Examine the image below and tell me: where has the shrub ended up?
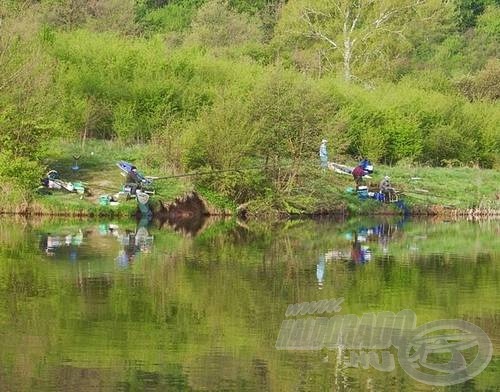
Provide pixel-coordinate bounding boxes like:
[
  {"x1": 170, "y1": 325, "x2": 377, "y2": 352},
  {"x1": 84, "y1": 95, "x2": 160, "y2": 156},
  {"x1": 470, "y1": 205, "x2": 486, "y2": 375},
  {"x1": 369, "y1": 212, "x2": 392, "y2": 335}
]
[
  {"x1": 181, "y1": 92, "x2": 257, "y2": 170},
  {"x1": 476, "y1": 5, "x2": 500, "y2": 38},
  {"x1": 423, "y1": 125, "x2": 471, "y2": 166},
  {"x1": 137, "y1": 0, "x2": 203, "y2": 34},
  {"x1": 250, "y1": 69, "x2": 338, "y2": 192},
  {"x1": 359, "y1": 128, "x2": 388, "y2": 163},
  {"x1": 385, "y1": 114, "x2": 423, "y2": 163},
  {"x1": 0, "y1": 153, "x2": 43, "y2": 193},
  {"x1": 186, "y1": 0, "x2": 262, "y2": 48},
  {"x1": 456, "y1": 59, "x2": 500, "y2": 101}
]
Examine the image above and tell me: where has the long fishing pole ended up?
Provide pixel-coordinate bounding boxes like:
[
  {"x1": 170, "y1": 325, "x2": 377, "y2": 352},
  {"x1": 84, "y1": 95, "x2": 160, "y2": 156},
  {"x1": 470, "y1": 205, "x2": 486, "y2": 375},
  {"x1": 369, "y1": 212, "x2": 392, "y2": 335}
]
[
  {"x1": 148, "y1": 165, "x2": 288, "y2": 181},
  {"x1": 87, "y1": 165, "x2": 271, "y2": 192},
  {"x1": 401, "y1": 189, "x2": 447, "y2": 200}
]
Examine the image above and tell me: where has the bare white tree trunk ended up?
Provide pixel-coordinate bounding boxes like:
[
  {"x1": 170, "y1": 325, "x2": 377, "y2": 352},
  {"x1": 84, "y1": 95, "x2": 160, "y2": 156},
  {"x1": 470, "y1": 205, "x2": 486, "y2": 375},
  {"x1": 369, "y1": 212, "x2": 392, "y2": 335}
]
[
  {"x1": 343, "y1": 39, "x2": 352, "y2": 81},
  {"x1": 342, "y1": 6, "x2": 359, "y2": 82},
  {"x1": 296, "y1": 0, "x2": 432, "y2": 82}
]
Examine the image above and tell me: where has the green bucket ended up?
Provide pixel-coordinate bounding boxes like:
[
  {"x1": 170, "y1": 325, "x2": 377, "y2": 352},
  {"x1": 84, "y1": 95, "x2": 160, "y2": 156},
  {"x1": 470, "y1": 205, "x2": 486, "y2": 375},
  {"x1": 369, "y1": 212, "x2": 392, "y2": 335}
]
[
  {"x1": 99, "y1": 195, "x2": 110, "y2": 206},
  {"x1": 73, "y1": 182, "x2": 85, "y2": 194}
]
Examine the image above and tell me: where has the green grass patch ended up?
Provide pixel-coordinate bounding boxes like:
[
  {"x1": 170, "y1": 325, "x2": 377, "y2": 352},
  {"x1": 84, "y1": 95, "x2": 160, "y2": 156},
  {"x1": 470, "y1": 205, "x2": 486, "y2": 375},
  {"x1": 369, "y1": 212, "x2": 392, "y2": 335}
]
[
  {"x1": 373, "y1": 164, "x2": 500, "y2": 209},
  {"x1": 4, "y1": 139, "x2": 193, "y2": 216}
]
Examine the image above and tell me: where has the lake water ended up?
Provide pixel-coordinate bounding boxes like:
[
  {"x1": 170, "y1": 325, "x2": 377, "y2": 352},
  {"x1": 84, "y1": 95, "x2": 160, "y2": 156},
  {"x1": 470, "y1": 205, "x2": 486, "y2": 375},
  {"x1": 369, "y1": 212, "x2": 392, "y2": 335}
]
[{"x1": 0, "y1": 216, "x2": 498, "y2": 391}]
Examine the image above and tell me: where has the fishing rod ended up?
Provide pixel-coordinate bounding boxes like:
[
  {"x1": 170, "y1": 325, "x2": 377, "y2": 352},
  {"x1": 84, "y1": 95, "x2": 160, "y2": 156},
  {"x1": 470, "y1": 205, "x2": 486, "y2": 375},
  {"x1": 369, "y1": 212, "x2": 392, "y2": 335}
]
[
  {"x1": 401, "y1": 190, "x2": 448, "y2": 200},
  {"x1": 148, "y1": 164, "x2": 293, "y2": 181},
  {"x1": 82, "y1": 166, "x2": 263, "y2": 195},
  {"x1": 90, "y1": 165, "x2": 274, "y2": 190}
]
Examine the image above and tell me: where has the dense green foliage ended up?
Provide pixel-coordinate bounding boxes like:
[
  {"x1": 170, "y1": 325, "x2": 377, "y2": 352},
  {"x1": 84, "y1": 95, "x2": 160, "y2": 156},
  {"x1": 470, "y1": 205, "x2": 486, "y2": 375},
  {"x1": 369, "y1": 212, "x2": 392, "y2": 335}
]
[{"x1": 0, "y1": 0, "x2": 498, "y2": 208}]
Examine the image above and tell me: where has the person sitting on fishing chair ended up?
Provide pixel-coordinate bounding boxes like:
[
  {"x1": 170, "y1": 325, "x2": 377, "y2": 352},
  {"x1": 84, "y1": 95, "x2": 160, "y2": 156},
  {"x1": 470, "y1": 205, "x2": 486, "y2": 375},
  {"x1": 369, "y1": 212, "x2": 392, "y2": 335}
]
[
  {"x1": 127, "y1": 166, "x2": 139, "y2": 183},
  {"x1": 379, "y1": 176, "x2": 395, "y2": 203}
]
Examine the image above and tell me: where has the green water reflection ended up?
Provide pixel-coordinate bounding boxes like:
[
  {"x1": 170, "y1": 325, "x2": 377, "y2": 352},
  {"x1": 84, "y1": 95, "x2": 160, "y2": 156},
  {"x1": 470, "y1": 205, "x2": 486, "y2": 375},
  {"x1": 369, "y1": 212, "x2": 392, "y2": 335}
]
[{"x1": 0, "y1": 216, "x2": 498, "y2": 391}]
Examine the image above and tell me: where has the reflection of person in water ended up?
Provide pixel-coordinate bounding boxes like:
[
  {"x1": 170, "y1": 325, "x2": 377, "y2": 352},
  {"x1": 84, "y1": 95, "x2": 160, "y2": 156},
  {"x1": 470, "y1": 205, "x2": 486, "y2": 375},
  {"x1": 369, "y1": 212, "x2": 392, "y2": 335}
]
[
  {"x1": 351, "y1": 232, "x2": 362, "y2": 263},
  {"x1": 316, "y1": 255, "x2": 326, "y2": 289},
  {"x1": 116, "y1": 218, "x2": 153, "y2": 268},
  {"x1": 350, "y1": 231, "x2": 371, "y2": 264},
  {"x1": 117, "y1": 229, "x2": 138, "y2": 268},
  {"x1": 317, "y1": 219, "x2": 408, "y2": 279},
  {"x1": 374, "y1": 218, "x2": 406, "y2": 255}
]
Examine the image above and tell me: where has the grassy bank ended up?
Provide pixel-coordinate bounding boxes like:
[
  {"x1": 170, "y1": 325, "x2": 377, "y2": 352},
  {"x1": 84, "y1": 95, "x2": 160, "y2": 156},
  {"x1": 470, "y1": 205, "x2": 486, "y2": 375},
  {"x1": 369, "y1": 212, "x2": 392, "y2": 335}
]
[
  {"x1": 0, "y1": 140, "x2": 191, "y2": 217},
  {"x1": 370, "y1": 164, "x2": 500, "y2": 215},
  {"x1": 0, "y1": 140, "x2": 498, "y2": 218},
  {"x1": 240, "y1": 159, "x2": 500, "y2": 218}
]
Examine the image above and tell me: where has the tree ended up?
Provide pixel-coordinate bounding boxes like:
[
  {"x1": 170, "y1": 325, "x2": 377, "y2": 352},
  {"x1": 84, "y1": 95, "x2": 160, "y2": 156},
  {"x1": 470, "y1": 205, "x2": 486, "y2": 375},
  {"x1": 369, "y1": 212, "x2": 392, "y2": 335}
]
[
  {"x1": 44, "y1": 0, "x2": 138, "y2": 35},
  {"x1": 0, "y1": 3, "x2": 58, "y2": 159},
  {"x1": 275, "y1": 0, "x2": 454, "y2": 81},
  {"x1": 0, "y1": 3, "x2": 59, "y2": 194},
  {"x1": 250, "y1": 70, "x2": 339, "y2": 193},
  {"x1": 186, "y1": 0, "x2": 262, "y2": 48},
  {"x1": 456, "y1": 58, "x2": 500, "y2": 101},
  {"x1": 454, "y1": 0, "x2": 499, "y2": 30}
]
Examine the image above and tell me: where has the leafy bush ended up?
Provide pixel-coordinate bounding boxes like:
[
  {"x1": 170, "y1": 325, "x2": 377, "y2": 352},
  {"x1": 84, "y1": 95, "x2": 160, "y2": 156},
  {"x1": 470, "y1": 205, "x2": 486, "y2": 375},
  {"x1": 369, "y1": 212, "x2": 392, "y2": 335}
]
[
  {"x1": 186, "y1": 0, "x2": 262, "y2": 48},
  {"x1": 181, "y1": 91, "x2": 256, "y2": 170},
  {"x1": 137, "y1": 0, "x2": 203, "y2": 34},
  {"x1": 51, "y1": 31, "x2": 199, "y2": 141},
  {"x1": 456, "y1": 58, "x2": 500, "y2": 101},
  {"x1": 476, "y1": 4, "x2": 500, "y2": 38},
  {"x1": 359, "y1": 128, "x2": 388, "y2": 163},
  {"x1": 385, "y1": 114, "x2": 423, "y2": 163},
  {"x1": 424, "y1": 125, "x2": 471, "y2": 166},
  {"x1": 0, "y1": 153, "x2": 43, "y2": 193},
  {"x1": 249, "y1": 70, "x2": 340, "y2": 192}
]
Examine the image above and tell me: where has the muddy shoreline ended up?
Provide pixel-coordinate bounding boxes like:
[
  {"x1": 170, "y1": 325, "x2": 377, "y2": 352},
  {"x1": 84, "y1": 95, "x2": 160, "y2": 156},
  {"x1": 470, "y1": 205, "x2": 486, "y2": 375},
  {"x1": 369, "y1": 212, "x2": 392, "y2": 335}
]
[{"x1": 1, "y1": 191, "x2": 499, "y2": 220}]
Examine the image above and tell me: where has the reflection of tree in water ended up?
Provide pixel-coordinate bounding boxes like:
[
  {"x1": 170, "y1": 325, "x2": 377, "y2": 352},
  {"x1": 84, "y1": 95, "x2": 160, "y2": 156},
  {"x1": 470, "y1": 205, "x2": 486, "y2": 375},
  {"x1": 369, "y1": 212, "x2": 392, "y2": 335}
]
[
  {"x1": 156, "y1": 214, "x2": 207, "y2": 237},
  {"x1": 52, "y1": 366, "x2": 118, "y2": 391},
  {"x1": 154, "y1": 192, "x2": 209, "y2": 237},
  {"x1": 187, "y1": 354, "x2": 271, "y2": 391},
  {"x1": 128, "y1": 368, "x2": 190, "y2": 391},
  {"x1": 115, "y1": 218, "x2": 154, "y2": 268},
  {"x1": 74, "y1": 275, "x2": 114, "y2": 321}
]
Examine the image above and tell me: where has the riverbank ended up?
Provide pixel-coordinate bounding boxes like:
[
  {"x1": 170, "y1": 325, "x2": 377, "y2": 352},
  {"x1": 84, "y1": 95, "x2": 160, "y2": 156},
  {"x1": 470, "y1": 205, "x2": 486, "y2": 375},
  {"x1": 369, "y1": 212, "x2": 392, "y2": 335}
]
[
  {"x1": 1, "y1": 140, "x2": 498, "y2": 219},
  {"x1": 239, "y1": 163, "x2": 500, "y2": 218},
  {"x1": 2, "y1": 190, "x2": 499, "y2": 220}
]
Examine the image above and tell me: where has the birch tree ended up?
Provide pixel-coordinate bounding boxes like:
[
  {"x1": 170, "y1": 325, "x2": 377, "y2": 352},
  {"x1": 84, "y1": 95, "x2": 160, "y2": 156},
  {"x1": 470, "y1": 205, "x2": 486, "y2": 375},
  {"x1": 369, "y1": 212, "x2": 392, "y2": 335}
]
[{"x1": 275, "y1": 0, "x2": 454, "y2": 81}]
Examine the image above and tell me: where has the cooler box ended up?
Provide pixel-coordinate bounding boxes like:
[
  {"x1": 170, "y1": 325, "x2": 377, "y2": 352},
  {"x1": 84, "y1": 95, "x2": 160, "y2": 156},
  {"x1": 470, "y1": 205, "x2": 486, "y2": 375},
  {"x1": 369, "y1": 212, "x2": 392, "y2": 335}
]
[{"x1": 357, "y1": 186, "x2": 369, "y2": 199}]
